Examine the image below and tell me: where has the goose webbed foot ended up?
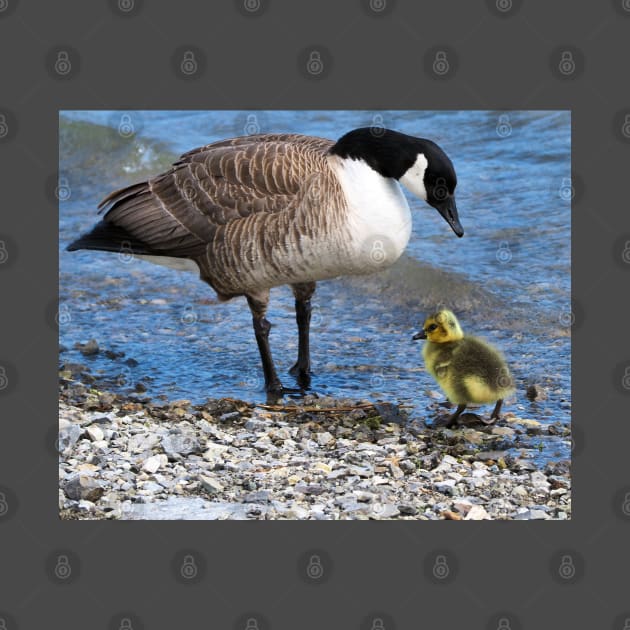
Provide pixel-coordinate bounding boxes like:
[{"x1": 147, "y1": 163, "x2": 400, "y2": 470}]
[
  {"x1": 433, "y1": 403, "x2": 467, "y2": 428},
  {"x1": 265, "y1": 383, "x2": 307, "y2": 404}
]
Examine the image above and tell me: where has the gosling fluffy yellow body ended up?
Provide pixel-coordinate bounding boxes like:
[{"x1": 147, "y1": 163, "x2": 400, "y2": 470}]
[{"x1": 413, "y1": 309, "x2": 514, "y2": 427}]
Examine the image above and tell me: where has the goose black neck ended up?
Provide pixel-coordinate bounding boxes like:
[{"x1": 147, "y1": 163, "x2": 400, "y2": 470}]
[{"x1": 329, "y1": 127, "x2": 431, "y2": 180}]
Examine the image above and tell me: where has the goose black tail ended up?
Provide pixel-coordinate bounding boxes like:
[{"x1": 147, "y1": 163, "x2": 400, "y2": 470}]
[{"x1": 66, "y1": 220, "x2": 154, "y2": 255}]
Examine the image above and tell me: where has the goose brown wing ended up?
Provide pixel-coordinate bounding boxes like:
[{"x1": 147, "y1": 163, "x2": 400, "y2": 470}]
[{"x1": 98, "y1": 134, "x2": 334, "y2": 258}]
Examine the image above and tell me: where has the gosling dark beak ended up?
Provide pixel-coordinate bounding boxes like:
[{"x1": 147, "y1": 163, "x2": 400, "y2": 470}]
[
  {"x1": 412, "y1": 329, "x2": 427, "y2": 341},
  {"x1": 434, "y1": 195, "x2": 464, "y2": 238}
]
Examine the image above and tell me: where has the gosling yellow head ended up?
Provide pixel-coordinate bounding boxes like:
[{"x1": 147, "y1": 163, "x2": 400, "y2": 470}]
[{"x1": 412, "y1": 309, "x2": 514, "y2": 428}]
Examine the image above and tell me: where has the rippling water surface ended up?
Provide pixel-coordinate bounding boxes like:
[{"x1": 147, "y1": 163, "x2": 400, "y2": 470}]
[{"x1": 59, "y1": 110, "x2": 571, "y2": 465}]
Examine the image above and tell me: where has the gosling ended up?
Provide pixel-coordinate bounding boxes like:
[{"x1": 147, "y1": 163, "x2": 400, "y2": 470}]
[{"x1": 412, "y1": 309, "x2": 514, "y2": 428}]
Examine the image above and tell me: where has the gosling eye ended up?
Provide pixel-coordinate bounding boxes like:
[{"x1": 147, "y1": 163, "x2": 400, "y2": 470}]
[{"x1": 427, "y1": 323, "x2": 438, "y2": 332}]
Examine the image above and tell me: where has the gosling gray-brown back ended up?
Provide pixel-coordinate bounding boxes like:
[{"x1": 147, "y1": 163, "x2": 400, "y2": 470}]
[{"x1": 68, "y1": 127, "x2": 464, "y2": 399}]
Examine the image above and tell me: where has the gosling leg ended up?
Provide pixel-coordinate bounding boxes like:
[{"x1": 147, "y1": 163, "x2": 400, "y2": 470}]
[
  {"x1": 445, "y1": 403, "x2": 467, "y2": 428},
  {"x1": 288, "y1": 282, "x2": 316, "y2": 388}
]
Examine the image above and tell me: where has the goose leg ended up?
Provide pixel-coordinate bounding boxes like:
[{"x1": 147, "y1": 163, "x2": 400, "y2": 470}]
[
  {"x1": 289, "y1": 282, "x2": 316, "y2": 388},
  {"x1": 246, "y1": 292, "x2": 285, "y2": 400}
]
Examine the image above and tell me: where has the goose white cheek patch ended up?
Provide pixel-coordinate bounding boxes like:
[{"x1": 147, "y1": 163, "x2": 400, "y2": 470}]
[{"x1": 400, "y1": 154, "x2": 428, "y2": 200}]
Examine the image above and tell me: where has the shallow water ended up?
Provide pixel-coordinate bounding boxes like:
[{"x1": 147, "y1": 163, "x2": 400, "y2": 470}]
[{"x1": 58, "y1": 110, "x2": 571, "y2": 466}]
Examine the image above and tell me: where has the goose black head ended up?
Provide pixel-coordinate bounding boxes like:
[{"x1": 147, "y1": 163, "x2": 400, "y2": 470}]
[{"x1": 330, "y1": 127, "x2": 464, "y2": 237}]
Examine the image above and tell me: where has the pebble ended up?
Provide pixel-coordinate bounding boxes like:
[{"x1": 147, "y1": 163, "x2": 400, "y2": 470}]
[
  {"x1": 62, "y1": 473, "x2": 104, "y2": 502},
  {"x1": 142, "y1": 454, "x2": 168, "y2": 474},
  {"x1": 58, "y1": 383, "x2": 571, "y2": 521}
]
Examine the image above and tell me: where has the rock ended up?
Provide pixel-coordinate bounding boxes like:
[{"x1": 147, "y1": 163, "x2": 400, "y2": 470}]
[
  {"x1": 161, "y1": 433, "x2": 200, "y2": 458},
  {"x1": 513, "y1": 508, "x2": 550, "y2": 520},
  {"x1": 128, "y1": 432, "x2": 160, "y2": 453},
  {"x1": 203, "y1": 443, "x2": 229, "y2": 462},
  {"x1": 317, "y1": 431, "x2": 334, "y2": 446},
  {"x1": 63, "y1": 473, "x2": 104, "y2": 502},
  {"x1": 373, "y1": 402, "x2": 405, "y2": 425},
  {"x1": 142, "y1": 454, "x2": 168, "y2": 474},
  {"x1": 199, "y1": 474, "x2": 224, "y2": 494},
  {"x1": 434, "y1": 480, "x2": 457, "y2": 495},
  {"x1": 441, "y1": 510, "x2": 462, "y2": 520},
  {"x1": 398, "y1": 504, "x2": 418, "y2": 516},
  {"x1": 525, "y1": 384, "x2": 548, "y2": 401},
  {"x1": 76, "y1": 339, "x2": 99, "y2": 356},
  {"x1": 245, "y1": 418, "x2": 267, "y2": 432},
  {"x1": 58, "y1": 423, "x2": 82, "y2": 453},
  {"x1": 86, "y1": 425, "x2": 104, "y2": 442},
  {"x1": 464, "y1": 505, "x2": 490, "y2": 520}
]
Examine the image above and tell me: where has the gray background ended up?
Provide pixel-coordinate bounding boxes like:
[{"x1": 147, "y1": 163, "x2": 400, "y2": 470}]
[{"x1": 1, "y1": 0, "x2": 629, "y2": 628}]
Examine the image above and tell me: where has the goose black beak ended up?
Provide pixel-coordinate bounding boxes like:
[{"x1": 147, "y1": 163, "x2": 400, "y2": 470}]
[
  {"x1": 435, "y1": 196, "x2": 464, "y2": 238},
  {"x1": 412, "y1": 330, "x2": 427, "y2": 341}
]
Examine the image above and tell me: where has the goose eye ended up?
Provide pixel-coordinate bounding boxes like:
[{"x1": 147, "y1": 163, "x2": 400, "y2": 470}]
[{"x1": 427, "y1": 324, "x2": 438, "y2": 332}]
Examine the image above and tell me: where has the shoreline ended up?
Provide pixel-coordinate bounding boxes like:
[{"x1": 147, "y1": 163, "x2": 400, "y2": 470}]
[{"x1": 58, "y1": 362, "x2": 571, "y2": 521}]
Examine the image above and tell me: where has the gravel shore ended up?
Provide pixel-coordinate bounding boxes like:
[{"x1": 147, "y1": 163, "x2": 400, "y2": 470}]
[{"x1": 59, "y1": 362, "x2": 571, "y2": 521}]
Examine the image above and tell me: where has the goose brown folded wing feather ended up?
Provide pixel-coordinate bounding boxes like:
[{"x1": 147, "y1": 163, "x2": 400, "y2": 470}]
[{"x1": 97, "y1": 134, "x2": 335, "y2": 260}]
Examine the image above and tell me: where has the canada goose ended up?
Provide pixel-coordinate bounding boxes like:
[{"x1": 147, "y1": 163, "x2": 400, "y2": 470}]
[
  {"x1": 412, "y1": 309, "x2": 514, "y2": 427},
  {"x1": 68, "y1": 127, "x2": 463, "y2": 399}
]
